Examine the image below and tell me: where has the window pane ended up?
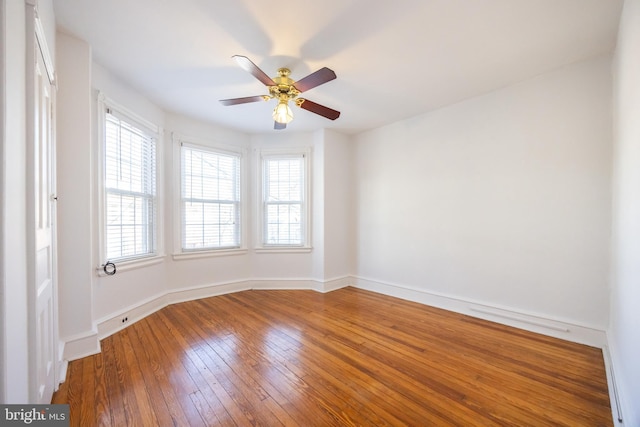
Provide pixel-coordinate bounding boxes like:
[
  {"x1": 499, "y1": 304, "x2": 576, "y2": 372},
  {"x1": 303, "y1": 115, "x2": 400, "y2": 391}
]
[
  {"x1": 181, "y1": 145, "x2": 241, "y2": 250},
  {"x1": 265, "y1": 158, "x2": 302, "y2": 202},
  {"x1": 263, "y1": 155, "x2": 305, "y2": 246},
  {"x1": 104, "y1": 110, "x2": 157, "y2": 261}
]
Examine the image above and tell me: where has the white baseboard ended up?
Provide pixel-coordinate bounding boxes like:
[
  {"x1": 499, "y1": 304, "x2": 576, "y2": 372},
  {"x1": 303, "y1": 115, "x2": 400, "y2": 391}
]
[
  {"x1": 251, "y1": 279, "x2": 316, "y2": 291},
  {"x1": 319, "y1": 276, "x2": 353, "y2": 292},
  {"x1": 56, "y1": 340, "x2": 68, "y2": 388},
  {"x1": 61, "y1": 329, "x2": 100, "y2": 361},
  {"x1": 249, "y1": 276, "x2": 351, "y2": 293},
  {"x1": 351, "y1": 276, "x2": 607, "y2": 348},
  {"x1": 166, "y1": 280, "x2": 251, "y2": 305},
  {"x1": 57, "y1": 360, "x2": 68, "y2": 386},
  {"x1": 602, "y1": 344, "x2": 625, "y2": 426},
  {"x1": 96, "y1": 293, "x2": 169, "y2": 341}
]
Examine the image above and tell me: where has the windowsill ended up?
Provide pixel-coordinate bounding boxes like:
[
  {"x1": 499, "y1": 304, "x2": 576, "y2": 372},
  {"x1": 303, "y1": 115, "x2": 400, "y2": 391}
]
[
  {"x1": 254, "y1": 246, "x2": 313, "y2": 254},
  {"x1": 173, "y1": 248, "x2": 248, "y2": 260},
  {"x1": 96, "y1": 254, "x2": 165, "y2": 277}
]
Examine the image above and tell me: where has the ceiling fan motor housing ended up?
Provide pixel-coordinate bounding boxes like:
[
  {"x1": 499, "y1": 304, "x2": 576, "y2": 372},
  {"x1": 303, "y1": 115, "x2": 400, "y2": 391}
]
[{"x1": 270, "y1": 68, "x2": 300, "y2": 102}]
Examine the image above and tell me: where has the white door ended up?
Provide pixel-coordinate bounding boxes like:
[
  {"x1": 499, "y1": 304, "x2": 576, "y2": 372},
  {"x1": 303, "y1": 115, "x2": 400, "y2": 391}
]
[{"x1": 30, "y1": 17, "x2": 58, "y2": 404}]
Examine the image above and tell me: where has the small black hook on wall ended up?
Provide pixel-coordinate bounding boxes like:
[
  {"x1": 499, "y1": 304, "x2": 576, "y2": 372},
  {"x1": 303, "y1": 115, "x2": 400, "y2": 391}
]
[{"x1": 103, "y1": 261, "x2": 117, "y2": 276}]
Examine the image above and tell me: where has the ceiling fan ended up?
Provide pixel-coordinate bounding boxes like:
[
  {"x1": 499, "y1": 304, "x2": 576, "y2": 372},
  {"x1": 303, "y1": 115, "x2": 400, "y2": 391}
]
[{"x1": 220, "y1": 55, "x2": 340, "y2": 130}]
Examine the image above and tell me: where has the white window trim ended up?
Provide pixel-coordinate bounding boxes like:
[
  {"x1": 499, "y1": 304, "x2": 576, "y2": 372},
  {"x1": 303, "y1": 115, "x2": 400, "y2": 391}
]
[
  {"x1": 96, "y1": 92, "x2": 165, "y2": 274},
  {"x1": 255, "y1": 147, "x2": 312, "y2": 252},
  {"x1": 172, "y1": 133, "x2": 248, "y2": 260}
]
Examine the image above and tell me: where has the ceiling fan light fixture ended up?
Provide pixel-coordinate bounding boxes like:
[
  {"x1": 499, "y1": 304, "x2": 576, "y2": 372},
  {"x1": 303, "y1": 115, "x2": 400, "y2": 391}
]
[{"x1": 273, "y1": 100, "x2": 293, "y2": 124}]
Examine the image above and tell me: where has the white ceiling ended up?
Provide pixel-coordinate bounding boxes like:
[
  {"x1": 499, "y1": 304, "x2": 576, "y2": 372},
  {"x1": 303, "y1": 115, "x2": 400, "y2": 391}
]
[{"x1": 53, "y1": 0, "x2": 623, "y2": 135}]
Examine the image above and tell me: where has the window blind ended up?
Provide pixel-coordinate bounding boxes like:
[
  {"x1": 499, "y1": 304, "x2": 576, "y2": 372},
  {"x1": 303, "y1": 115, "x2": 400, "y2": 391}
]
[
  {"x1": 104, "y1": 110, "x2": 157, "y2": 261},
  {"x1": 181, "y1": 145, "x2": 241, "y2": 250},
  {"x1": 263, "y1": 156, "x2": 304, "y2": 245}
]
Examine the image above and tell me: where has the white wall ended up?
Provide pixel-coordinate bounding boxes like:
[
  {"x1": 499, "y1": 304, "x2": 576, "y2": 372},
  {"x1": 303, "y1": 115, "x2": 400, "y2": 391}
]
[
  {"x1": 312, "y1": 131, "x2": 325, "y2": 281},
  {"x1": 354, "y1": 55, "x2": 612, "y2": 332},
  {"x1": 56, "y1": 32, "x2": 94, "y2": 344},
  {"x1": 322, "y1": 129, "x2": 354, "y2": 280},
  {"x1": 610, "y1": 0, "x2": 640, "y2": 424}
]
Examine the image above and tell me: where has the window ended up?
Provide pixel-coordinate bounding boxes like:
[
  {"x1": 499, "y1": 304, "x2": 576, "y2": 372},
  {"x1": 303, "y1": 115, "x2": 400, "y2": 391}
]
[
  {"x1": 101, "y1": 102, "x2": 159, "y2": 263},
  {"x1": 259, "y1": 150, "x2": 311, "y2": 249},
  {"x1": 180, "y1": 144, "x2": 241, "y2": 251}
]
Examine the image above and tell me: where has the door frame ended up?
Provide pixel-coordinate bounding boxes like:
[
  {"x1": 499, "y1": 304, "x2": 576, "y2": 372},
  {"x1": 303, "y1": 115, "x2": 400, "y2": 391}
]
[
  {"x1": 25, "y1": 0, "x2": 60, "y2": 402},
  {"x1": 0, "y1": 0, "x2": 6, "y2": 404}
]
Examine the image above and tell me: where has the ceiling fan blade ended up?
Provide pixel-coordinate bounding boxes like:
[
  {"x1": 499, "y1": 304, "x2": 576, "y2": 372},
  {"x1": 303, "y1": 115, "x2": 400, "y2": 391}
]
[
  {"x1": 293, "y1": 67, "x2": 336, "y2": 92},
  {"x1": 219, "y1": 95, "x2": 267, "y2": 106},
  {"x1": 297, "y1": 99, "x2": 340, "y2": 120},
  {"x1": 274, "y1": 121, "x2": 286, "y2": 130},
  {"x1": 232, "y1": 55, "x2": 276, "y2": 86}
]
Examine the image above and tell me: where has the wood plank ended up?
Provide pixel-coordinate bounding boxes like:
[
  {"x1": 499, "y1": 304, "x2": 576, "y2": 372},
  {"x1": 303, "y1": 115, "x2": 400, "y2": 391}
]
[
  {"x1": 100, "y1": 336, "x2": 127, "y2": 427},
  {"x1": 56, "y1": 287, "x2": 613, "y2": 426},
  {"x1": 92, "y1": 354, "x2": 112, "y2": 427},
  {"x1": 116, "y1": 329, "x2": 159, "y2": 426},
  {"x1": 125, "y1": 318, "x2": 189, "y2": 427},
  {"x1": 64, "y1": 353, "x2": 85, "y2": 426}
]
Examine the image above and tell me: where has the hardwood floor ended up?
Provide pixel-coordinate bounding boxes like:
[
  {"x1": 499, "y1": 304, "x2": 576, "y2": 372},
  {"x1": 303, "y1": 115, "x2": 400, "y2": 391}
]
[{"x1": 52, "y1": 287, "x2": 612, "y2": 426}]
